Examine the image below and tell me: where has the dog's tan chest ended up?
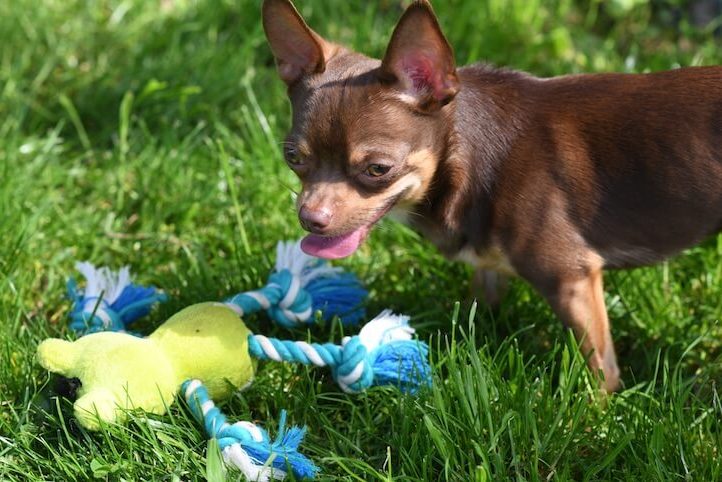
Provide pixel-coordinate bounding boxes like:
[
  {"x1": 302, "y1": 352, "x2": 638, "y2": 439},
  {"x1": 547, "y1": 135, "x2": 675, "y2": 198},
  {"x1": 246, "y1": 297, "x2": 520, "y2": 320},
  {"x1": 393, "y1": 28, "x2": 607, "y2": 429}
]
[{"x1": 453, "y1": 245, "x2": 517, "y2": 276}]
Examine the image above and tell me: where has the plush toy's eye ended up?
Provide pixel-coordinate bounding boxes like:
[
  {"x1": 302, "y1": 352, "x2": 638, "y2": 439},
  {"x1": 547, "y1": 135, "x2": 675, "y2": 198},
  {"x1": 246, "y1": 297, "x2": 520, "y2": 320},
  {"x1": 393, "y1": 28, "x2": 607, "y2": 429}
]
[
  {"x1": 284, "y1": 145, "x2": 304, "y2": 166},
  {"x1": 365, "y1": 164, "x2": 391, "y2": 177}
]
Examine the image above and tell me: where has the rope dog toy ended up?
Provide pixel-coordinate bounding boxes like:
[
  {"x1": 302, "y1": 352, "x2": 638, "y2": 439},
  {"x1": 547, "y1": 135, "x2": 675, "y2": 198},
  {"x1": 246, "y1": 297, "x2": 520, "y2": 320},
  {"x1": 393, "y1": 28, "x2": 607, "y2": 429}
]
[
  {"x1": 249, "y1": 310, "x2": 429, "y2": 394},
  {"x1": 223, "y1": 241, "x2": 367, "y2": 328},
  {"x1": 68, "y1": 240, "x2": 367, "y2": 335},
  {"x1": 38, "y1": 240, "x2": 430, "y2": 480},
  {"x1": 67, "y1": 262, "x2": 167, "y2": 333}
]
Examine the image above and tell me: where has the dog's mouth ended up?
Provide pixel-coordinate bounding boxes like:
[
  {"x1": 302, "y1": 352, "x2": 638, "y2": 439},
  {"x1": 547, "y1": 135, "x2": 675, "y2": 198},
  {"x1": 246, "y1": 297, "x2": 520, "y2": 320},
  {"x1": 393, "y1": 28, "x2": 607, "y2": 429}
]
[
  {"x1": 300, "y1": 226, "x2": 371, "y2": 259},
  {"x1": 300, "y1": 193, "x2": 403, "y2": 259}
]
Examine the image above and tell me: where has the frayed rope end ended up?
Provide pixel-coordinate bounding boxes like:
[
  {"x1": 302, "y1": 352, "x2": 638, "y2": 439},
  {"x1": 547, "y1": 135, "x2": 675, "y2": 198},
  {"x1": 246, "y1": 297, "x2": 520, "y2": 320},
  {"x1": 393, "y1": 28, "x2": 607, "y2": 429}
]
[
  {"x1": 371, "y1": 340, "x2": 432, "y2": 394},
  {"x1": 67, "y1": 263, "x2": 166, "y2": 335}
]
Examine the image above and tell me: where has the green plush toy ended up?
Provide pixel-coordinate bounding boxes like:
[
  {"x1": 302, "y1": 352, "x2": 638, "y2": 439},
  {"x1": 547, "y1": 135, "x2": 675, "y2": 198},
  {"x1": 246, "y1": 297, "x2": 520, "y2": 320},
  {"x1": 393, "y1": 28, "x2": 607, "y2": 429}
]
[
  {"x1": 37, "y1": 241, "x2": 431, "y2": 481},
  {"x1": 38, "y1": 302, "x2": 254, "y2": 430}
]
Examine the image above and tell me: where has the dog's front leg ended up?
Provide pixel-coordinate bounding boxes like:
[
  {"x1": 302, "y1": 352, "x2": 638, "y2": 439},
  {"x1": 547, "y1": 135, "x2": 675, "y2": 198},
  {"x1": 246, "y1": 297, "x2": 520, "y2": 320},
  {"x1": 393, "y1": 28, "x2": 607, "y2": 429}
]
[
  {"x1": 539, "y1": 269, "x2": 620, "y2": 392},
  {"x1": 471, "y1": 269, "x2": 509, "y2": 309}
]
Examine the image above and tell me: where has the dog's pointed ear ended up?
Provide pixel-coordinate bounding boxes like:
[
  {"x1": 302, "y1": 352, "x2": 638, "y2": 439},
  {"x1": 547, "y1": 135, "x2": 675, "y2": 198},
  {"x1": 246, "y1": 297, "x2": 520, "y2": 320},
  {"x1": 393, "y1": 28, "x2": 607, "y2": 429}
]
[
  {"x1": 381, "y1": 1, "x2": 459, "y2": 111},
  {"x1": 262, "y1": 0, "x2": 330, "y2": 85}
]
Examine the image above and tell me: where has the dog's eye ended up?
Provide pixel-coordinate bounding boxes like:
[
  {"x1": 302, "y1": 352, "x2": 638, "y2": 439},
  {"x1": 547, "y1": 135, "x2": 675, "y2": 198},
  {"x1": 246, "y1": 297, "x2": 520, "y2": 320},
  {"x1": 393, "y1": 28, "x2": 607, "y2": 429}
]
[
  {"x1": 284, "y1": 146, "x2": 304, "y2": 166},
  {"x1": 365, "y1": 164, "x2": 391, "y2": 177}
]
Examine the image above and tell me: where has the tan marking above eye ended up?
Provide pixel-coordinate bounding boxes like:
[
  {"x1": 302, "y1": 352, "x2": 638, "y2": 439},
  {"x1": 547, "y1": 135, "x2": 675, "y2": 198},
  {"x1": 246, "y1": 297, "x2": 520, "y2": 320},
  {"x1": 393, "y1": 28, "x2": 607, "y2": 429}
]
[{"x1": 348, "y1": 140, "x2": 411, "y2": 166}]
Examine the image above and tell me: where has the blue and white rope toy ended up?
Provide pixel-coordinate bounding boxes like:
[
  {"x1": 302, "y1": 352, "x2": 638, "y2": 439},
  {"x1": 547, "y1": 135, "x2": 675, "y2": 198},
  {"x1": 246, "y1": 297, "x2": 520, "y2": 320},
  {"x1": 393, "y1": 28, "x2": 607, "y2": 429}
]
[
  {"x1": 50, "y1": 240, "x2": 430, "y2": 480},
  {"x1": 178, "y1": 311, "x2": 430, "y2": 479},
  {"x1": 248, "y1": 310, "x2": 431, "y2": 394},
  {"x1": 67, "y1": 262, "x2": 167, "y2": 333},
  {"x1": 224, "y1": 241, "x2": 367, "y2": 328},
  {"x1": 179, "y1": 309, "x2": 430, "y2": 480},
  {"x1": 68, "y1": 241, "x2": 366, "y2": 336}
]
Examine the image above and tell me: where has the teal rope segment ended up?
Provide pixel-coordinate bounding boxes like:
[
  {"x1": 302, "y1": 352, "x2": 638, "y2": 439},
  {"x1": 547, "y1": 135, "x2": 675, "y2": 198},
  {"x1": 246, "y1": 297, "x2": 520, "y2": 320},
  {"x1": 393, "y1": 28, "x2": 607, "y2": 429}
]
[
  {"x1": 247, "y1": 321, "x2": 432, "y2": 394},
  {"x1": 225, "y1": 269, "x2": 367, "y2": 328},
  {"x1": 225, "y1": 270, "x2": 313, "y2": 327},
  {"x1": 247, "y1": 336, "x2": 342, "y2": 367},
  {"x1": 182, "y1": 379, "x2": 318, "y2": 480}
]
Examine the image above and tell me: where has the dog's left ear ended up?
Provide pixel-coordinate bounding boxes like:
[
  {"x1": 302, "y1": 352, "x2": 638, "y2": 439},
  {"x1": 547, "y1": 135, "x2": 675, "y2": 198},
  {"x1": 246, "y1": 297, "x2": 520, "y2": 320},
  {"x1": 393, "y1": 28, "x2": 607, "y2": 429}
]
[
  {"x1": 380, "y1": 0, "x2": 459, "y2": 111},
  {"x1": 262, "y1": 0, "x2": 332, "y2": 85}
]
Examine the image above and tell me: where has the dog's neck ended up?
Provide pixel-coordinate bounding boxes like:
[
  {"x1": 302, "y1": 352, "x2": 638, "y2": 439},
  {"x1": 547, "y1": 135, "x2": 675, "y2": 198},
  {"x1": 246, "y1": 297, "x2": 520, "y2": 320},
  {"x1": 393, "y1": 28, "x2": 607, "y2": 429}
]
[{"x1": 409, "y1": 64, "x2": 530, "y2": 256}]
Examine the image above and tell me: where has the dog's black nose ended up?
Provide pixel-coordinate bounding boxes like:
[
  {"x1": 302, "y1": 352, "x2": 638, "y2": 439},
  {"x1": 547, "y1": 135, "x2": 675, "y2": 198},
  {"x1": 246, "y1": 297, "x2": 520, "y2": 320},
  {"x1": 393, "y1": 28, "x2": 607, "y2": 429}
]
[{"x1": 299, "y1": 205, "x2": 332, "y2": 233}]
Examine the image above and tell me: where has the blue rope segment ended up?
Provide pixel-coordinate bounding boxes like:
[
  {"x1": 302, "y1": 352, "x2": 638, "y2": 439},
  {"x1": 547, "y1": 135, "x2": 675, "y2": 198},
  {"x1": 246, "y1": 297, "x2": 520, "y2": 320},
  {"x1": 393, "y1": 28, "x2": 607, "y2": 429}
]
[
  {"x1": 224, "y1": 268, "x2": 366, "y2": 329},
  {"x1": 247, "y1": 333, "x2": 431, "y2": 394},
  {"x1": 67, "y1": 277, "x2": 167, "y2": 335},
  {"x1": 182, "y1": 380, "x2": 318, "y2": 480}
]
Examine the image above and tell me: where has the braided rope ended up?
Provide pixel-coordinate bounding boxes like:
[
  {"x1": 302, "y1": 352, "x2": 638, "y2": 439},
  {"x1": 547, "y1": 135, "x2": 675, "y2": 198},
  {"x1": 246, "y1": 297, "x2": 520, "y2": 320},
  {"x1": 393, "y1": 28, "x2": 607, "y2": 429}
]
[
  {"x1": 247, "y1": 310, "x2": 431, "y2": 394},
  {"x1": 248, "y1": 335, "x2": 373, "y2": 393},
  {"x1": 182, "y1": 380, "x2": 317, "y2": 481}
]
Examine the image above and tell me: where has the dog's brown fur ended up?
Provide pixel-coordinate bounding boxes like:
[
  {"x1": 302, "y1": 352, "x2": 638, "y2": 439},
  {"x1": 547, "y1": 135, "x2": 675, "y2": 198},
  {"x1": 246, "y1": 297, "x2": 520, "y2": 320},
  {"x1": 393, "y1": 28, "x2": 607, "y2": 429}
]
[{"x1": 262, "y1": 0, "x2": 722, "y2": 391}]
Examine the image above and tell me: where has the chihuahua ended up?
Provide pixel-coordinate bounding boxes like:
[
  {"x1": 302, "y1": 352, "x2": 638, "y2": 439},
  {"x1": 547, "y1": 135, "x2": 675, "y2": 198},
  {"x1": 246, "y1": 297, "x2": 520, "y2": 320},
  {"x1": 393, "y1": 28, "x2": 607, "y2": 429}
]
[{"x1": 261, "y1": 0, "x2": 722, "y2": 391}]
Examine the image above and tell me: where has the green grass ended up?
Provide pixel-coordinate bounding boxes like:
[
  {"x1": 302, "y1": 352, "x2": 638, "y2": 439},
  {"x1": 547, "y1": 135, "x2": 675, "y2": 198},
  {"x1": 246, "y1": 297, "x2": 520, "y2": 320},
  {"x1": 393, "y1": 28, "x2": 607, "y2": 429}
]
[{"x1": 1, "y1": 0, "x2": 722, "y2": 480}]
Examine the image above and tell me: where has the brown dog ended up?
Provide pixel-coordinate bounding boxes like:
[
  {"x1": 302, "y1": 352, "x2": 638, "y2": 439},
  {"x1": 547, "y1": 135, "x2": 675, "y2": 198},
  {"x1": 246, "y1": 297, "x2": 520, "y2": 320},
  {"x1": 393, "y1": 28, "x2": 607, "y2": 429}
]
[{"x1": 262, "y1": 0, "x2": 722, "y2": 391}]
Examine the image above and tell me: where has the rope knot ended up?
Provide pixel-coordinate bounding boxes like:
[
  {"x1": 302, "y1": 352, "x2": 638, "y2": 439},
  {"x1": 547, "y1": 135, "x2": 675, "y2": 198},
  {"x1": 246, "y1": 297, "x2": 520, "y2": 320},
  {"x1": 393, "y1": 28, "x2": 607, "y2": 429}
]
[
  {"x1": 332, "y1": 336, "x2": 375, "y2": 393},
  {"x1": 69, "y1": 292, "x2": 120, "y2": 333},
  {"x1": 225, "y1": 240, "x2": 366, "y2": 327},
  {"x1": 266, "y1": 269, "x2": 313, "y2": 327}
]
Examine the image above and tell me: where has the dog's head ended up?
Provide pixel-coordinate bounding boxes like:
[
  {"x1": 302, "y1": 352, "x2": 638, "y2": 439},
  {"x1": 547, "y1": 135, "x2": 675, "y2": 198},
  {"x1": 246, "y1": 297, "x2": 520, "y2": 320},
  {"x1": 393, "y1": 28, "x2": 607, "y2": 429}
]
[{"x1": 262, "y1": 0, "x2": 459, "y2": 258}]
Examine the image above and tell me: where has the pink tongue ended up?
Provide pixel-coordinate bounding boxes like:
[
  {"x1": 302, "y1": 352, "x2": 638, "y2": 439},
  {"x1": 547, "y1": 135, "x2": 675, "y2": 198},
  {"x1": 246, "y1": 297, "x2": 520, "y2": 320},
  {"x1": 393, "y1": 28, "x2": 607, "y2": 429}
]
[{"x1": 300, "y1": 227, "x2": 367, "y2": 259}]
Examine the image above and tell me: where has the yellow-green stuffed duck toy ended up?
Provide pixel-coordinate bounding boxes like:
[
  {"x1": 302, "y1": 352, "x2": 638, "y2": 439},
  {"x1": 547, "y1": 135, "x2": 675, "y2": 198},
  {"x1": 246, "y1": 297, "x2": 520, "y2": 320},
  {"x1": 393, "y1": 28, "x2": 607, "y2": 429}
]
[{"x1": 38, "y1": 302, "x2": 254, "y2": 430}]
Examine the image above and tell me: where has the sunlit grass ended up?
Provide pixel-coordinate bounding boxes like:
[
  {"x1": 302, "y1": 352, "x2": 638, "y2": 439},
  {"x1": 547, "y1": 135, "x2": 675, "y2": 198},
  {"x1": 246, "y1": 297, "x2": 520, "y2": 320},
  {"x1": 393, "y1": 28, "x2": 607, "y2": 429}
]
[{"x1": 1, "y1": 0, "x2": 721, "y2": 480}]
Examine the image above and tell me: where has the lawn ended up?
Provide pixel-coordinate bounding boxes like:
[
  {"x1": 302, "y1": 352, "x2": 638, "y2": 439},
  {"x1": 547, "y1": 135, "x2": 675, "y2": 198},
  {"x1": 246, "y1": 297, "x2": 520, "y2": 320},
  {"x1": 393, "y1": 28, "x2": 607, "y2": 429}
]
[{"x1": 1, "y1": 0, "x2": 721, "y2": 480}]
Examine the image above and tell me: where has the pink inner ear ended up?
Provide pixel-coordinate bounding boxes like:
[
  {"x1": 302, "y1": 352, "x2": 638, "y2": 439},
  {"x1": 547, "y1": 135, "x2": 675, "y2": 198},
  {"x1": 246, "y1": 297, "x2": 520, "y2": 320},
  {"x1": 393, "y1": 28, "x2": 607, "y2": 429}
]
[{"x1": 401, "y1": 54, "x2": 448, "y2": 101}]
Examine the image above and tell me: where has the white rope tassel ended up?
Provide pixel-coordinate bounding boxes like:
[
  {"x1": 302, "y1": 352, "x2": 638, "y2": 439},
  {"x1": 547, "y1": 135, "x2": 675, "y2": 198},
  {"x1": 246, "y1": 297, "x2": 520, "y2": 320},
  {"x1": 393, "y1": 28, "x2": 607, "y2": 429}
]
[
  {"x1": 75, "y1": 262, "x2": 132, "y2": 305},
  {"x1": 358, "y1": 309, "x2": 415, "y2": 350},
  {"x1": 274, "y1": 240, "x2": 340, "y2": 285},
  {"x1": 223, "y1": 444, "x2": 287, "y2": 482}
]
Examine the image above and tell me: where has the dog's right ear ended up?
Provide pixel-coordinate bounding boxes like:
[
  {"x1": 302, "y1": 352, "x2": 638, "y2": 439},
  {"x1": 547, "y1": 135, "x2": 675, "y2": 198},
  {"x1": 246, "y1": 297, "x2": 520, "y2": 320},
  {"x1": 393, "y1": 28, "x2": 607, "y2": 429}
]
[{"x1": 262, "y1": 0, "x2": 329, "y2": 85}]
